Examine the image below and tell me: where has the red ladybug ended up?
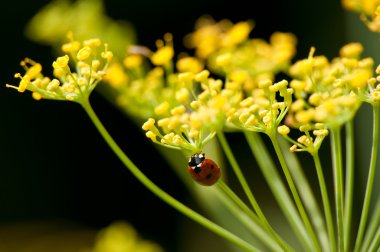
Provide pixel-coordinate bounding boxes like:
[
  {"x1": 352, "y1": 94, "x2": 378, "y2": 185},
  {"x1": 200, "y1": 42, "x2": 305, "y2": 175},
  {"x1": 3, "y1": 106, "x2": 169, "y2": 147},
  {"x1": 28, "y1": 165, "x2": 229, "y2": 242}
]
[{"x1": 188, "y1": 153, "x2": 221, "y2": 186}]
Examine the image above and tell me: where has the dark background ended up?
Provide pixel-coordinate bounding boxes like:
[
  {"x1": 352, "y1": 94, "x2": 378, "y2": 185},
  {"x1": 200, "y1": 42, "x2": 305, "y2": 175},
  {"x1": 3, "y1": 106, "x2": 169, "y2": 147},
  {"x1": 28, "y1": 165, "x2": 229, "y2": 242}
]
[{"x1": 0, "y1": 0, "x2": 370, "y2": 251}]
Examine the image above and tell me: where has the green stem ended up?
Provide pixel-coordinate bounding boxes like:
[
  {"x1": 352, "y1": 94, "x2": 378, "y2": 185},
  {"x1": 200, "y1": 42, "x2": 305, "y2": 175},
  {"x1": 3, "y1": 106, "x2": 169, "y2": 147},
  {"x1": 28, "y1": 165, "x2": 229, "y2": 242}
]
[
  {"x1": 354, "y1": 104, "x2": 380, "y2": 252},
  {"x1": 361, "y1": 197, "x2": 380, "y2": 252},
  {"x1": 367, "y1": 227, "x2": 380, "y2": 252},
  {"x1": 214, "y1": 184, "x2": 284, "y2": 251},
  {"x1": 278, "y1": 137, "x2": 330, "y2": 251},
  {"x1": 344, "y1": 120, "x2": 355, "y2": 251},
  {"x1": 81, "y1": 100, "x2": 260, "y2": 252},
  {"x1": 269, "y1": 133, "x2": 321, "y2": 252},
  {"x1": 217, "y1": 181, "x2": 261, "y2": 224},
  {"x1": 330, "y1": 127, "x2": 345, "y2": 252},
  {"x1": 244, "y1": 131, "x2": 315, "y2": 251},
  {"x1": 216, "y1": 132, "x2": 291, "y2": 252},
  {"x1": 312, "y1": 153, "x2": 337, "y2": 252}
]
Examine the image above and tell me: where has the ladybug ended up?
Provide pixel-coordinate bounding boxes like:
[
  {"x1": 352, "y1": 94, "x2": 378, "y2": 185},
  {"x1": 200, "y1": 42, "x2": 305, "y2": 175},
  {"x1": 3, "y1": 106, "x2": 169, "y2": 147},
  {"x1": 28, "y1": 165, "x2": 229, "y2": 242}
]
[{"x1": 188, "y1": 153, "x2": 221, "y2": 186}]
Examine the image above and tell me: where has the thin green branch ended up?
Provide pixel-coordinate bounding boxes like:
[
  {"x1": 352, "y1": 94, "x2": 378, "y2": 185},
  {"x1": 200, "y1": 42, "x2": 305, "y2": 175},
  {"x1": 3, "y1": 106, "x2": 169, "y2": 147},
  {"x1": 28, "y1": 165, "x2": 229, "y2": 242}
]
[
  {"x1": 361, "y1": 197, "x2": 380, "y2": 252},
  {"x1": 244, "y1": 131, "x2": 315, "y2": 251},
  {"x1": 214, "y1": 183, "x2": 285, "y2": 251},
  {"x1": 216, "y1": 132, "x2": 291, "y2": 251},
  {"x1": 278, "y1": 137, "x2": 330, "y2": 252},
  {"x1": 344, "y1": 119, "x2": 355, "y2": 251},
  {"x1": 81, "y1": 100, "x2": 260, "y2": 252},
  {"x1": 330, "y1": 127, "x2": 345, "y2": 252},
  {"x1": 217, "y1": 181, "x2": 261, "y2": 224},
  {"x1": 354, "y1": 104, "x2": 380, "y2": 252},
  {"x1": 269, "y1": 133, "x2": 321, "y2": 252},
  {"x1": 367, "y1": 227, "x2": 380, "y2": 252},
  {"x1": 312, "y1": 153, "x2": 337, "y2": 252}
]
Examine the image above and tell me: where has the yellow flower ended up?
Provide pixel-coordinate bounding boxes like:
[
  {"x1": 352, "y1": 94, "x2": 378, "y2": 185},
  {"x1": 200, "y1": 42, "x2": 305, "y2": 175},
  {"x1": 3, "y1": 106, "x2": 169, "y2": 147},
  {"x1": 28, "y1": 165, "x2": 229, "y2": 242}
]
[
  {"x1": 7, "y1": 37, "x2": 112, "y2": 102},
  {"x1": 91, "y1": 221, "x2": 163, "y2": 252},
  {"x1": 151, "y1": 46, "x2": 174, "y2": 66}
]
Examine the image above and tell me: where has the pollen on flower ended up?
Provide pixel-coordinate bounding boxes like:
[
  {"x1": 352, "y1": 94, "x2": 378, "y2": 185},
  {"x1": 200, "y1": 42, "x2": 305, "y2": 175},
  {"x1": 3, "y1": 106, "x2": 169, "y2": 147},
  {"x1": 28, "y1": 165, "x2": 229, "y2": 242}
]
[
  {"x1": 170, "y1": 105, "x2": 186, "y2": 115},
  {"x1": 77, "y1": 46, "x2": 92, "y2": 61},
  {"x1": 195, "y1": 70, "x2": 210, "y2": 82},
  {"x1": 101, "y1": 44, "x2": 113, "y2": 62},
  {"x1": 46, "y1": 79, "x2": 60, "y2": 91},
  {"x1": 178, "y1": 72, "x2": 195, "y2": 82},
  {"x1": 151, "y1": 46, "x2": 174, "y2": 66},
  {"x1": 123, "y1": 54, "x2": 143, "y2": 68},
  {"x1": 175, "y1": 88, "x2": 190, "y2": 103},
  {"x1": 142, "y1": 118, "x2": 156, "y2": 131},
  {"x1": 340, "y1": 42, "x2": 363, "y2": 58},
  {"x1": 222, "y1": 21, "x2": 253, "y2": 47},
  {"x1": 278, "y1": 125, "x2": 290, "y2": 135},
  {"x1": 53, "y1": 55, "x2": 70, "y2": 69},
  {"x1": 215, "y1": 53, "x2": 232, "y2": 67},
  {"x1": 176, "y1": 56, "x2": 204, "y2": 73},
  {"x1": 32, "y1": 92, "x2": 42, "y2": 100},
  {"x1": 83, "y1": 38, "x2": 101, "y2": 48},
  {"x1": 154, "y1": 102, "x2": 170, "y2": 115},
  {"x1": 146, "y1": 131, "x2": 157, "y2": 141}
]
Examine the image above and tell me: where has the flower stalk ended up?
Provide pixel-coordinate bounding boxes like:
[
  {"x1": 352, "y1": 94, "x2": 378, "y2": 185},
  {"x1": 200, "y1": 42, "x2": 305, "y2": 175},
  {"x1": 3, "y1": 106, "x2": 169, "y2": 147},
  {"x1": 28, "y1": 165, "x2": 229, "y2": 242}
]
[
  {"x1": 81, "y1": 99, "x2": 260, "y2": 252},
  {"x1": 354, "y1": 104, "x2": 380, "y2": 252}
]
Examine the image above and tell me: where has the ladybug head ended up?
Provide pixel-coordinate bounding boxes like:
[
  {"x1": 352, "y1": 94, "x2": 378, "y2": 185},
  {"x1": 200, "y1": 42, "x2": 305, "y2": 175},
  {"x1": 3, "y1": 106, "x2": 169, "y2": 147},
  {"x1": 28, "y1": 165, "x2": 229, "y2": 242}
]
[{"x1": 188, "y1": 152, "x2": 205, "y2": 167}]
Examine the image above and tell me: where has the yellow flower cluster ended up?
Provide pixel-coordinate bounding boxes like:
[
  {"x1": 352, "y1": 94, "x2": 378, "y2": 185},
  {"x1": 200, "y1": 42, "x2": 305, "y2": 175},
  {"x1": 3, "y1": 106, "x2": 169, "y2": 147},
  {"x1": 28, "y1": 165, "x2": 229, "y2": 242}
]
[
  {"x1": 185, "y1": 16, "x2": 297, "y2": 93},
  {"x1": 89, "y1": 221, "x2": 163, "y2": 252},
  {"x1": 342, "y1": 0, "x2": 380, "y2": 32},
  {"x1": 286, "y1": 43, "x2": 373, "y2": 129},
  {"x1": 103, "y1": 34, "x2": 183, "y2": 119},
  {"x1": 342, "y1": 0, "x2": 380, "y2": 16},
  {"x1": 142, "y1": 70, "x2": 242, "y2": 153},
  {"x1": 226, "y1": 79, "x2": 293, "y2": 135},
  {"x1": 7, "y1": 36, "x2": 113, "y2": 103}
]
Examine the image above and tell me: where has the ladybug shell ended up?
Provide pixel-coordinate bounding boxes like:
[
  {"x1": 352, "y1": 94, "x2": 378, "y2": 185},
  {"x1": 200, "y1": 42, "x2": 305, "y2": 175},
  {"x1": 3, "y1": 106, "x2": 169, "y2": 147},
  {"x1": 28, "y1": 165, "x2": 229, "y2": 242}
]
[{"x1": 188, "y1": 155, "x2": 221, "y2": 186}]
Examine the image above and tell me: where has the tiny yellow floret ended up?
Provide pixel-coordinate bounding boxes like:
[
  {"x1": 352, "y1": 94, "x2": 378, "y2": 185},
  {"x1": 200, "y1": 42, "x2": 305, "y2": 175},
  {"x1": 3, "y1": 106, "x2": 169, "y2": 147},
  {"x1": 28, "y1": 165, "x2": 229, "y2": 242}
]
[
  {"x1": 142, "y1": 118, "x2": 156, "y2": 131},
  {"x1": 53, "y1": 55, "x2": 69, "y2": 69},
  {"x1": 77, "y1": 46, "x2": 92, "y2": 61},
  {"x1": 339, "y1": 43, "x2": 363, "y2": 58},
  {"x1": 215, "y1": 53, "x2": 232, "y2": 67},
  {"x1": 151, "y1": 46, "x2": 174, "y2": 66},
  {"x1": 123, "y1": 55, "x2": 143, "y2": 68},
  {"x1": 154, "y1": 102, "x2": 170, "y2": 115},
  {"x1": 278, "y1": 125, "x2": 290, "y2": 135}
]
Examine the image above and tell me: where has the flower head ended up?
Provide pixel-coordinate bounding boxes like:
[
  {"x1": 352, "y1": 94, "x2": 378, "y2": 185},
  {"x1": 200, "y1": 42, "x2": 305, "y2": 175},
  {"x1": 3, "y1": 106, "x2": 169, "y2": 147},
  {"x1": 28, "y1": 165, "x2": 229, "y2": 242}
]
[
  {"x1": 7, "y1": 37, "x2": 112, "y2": 103},
  {"x1": 227, "y1": 79, "x2": 293, "y2": 135},
  {"x1": 90, "y1": 221, "x2": 163, "y2": 252},
  {"x1": 142, "y1": 71, "x2": 241, "y2": 153},
  {"x1": 185, "y1": 17, "x2": 297, "y2": 95},
  {"x1": 286, "y1": 44, "x2": 373, "y2": 129}
]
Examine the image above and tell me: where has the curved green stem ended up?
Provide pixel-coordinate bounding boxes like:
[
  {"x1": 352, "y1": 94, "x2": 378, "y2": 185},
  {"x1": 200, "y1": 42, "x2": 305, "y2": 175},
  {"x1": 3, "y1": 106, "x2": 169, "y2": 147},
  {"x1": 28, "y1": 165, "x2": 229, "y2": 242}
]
[
  {"x1": 367, "y1": 227, "x2": 380, "y2": 252},
  {"x1": 216, "y1": 132, "x2": 291, "y2": 251},
  {"x1": 217, "y1": 181, "x2": 261, "y2": 224},
  {"x1": 354, "y1": 104, "x2": 380, "y2": 252},
  {"x1": 344, "y1": 120, "x2": 355, "y2": 251},
  {"x1": 312, "y1": 153, "x2": 337, "y2": 252},
  {"x1": 278, "y1": 137, "x2": 329, "y2": 251},
  {"x1": 269, "y1": 133, "x2": 321, "y2": 252},
  {"x1": 361, "y1": 197, "x2": 380, "y2": 252},
  {"x1": 81, "y1": 100, "x2": 260, "y2": 252},
  {"x1": 244, "y1": 131, "x2": 315, "y2": 251},
  {"x1": 330, "y1": 127, "x2": 345, "y2": 252},
  {"x1": 214, "y1": 183, "x2": 284, "y2": 251}
]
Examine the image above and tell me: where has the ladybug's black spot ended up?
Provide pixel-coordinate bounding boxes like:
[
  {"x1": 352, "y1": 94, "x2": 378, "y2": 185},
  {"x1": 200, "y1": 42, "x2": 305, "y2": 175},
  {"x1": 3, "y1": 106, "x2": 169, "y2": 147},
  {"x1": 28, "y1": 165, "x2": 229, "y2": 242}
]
[
  {"x1": 206, "y1": 173, "x2": 212, "y2": 179},
  {"x1": 194, "y1": 166, "x2": 202, "y2": 174},
  {"x1": 210, "y1": 165, "x2": 214, "y2": 169}
]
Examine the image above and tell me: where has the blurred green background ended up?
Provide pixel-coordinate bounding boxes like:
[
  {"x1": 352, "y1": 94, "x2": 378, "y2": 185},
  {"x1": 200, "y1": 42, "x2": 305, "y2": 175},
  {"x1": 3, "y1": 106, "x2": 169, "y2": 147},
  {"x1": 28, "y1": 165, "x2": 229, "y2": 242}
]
[{"x1": 0, "y1": 0, "x2": 378, "y2": 251}]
